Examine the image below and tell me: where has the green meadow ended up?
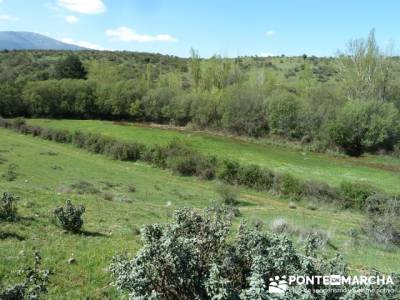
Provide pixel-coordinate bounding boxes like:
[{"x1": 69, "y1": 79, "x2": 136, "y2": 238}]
[
  {"x1": 29, "y1": 119, "x2": 400, "y2": 194},
  {"x1": 1, "y1": 126, "x2": 399, "y2": 298}
]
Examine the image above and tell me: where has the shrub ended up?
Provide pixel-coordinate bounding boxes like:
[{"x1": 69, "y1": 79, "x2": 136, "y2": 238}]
[
  {"x1": 364, "y1": 193, "x2": 391, "y2": 216},
  {"x1": 328, "y1": 99, "x2": 399, "y2": 156},
  {"x1": 269, "y1": 218, "x2": 297, "y2": 235},
  {"x1": 218, "y1": 159, "x2": 240, "y2": 184},
  {"x1": 11, "y1": 117, "x2": 26, "y2": 129},
  {"x1": 2, "y1": 163, "x2": 17, "y2": 181},
  {"x1": 72, "y1": 131, "x2": 87, "y2": 148},
  {"x1": 70, "y1": 181, "x2": 99, "y2": 194},
  {"x1": 53, "y1": 200, "x2": 85, "y2": 233},
  {"x1": 217, "y1": 184, "x2": 239, "y2": 206},
  {"x1": 195, "y1": 155, "x2": 217, "y2": 180},
  {"x1": 364, "y1": 199, "x2": 400, "y2": 247},
  {"x1": 0, "y1": 192, "x2": 19, "y2": 221},
  {"x1": 109, "y1": 207, "x2": 392, "y2": 299},
  {"x1": 168, "y1": 154, "x2": 198, "y2": 176},
  {"x1": 141, "y1": 144, "x2": 168, "y2": 168},
  {"x1": 51, "y1": 129, "x2": 71, "y2": 143},
  {"x1": 0, "y1": 252, "x2": 50, "y2": 300},
  {"x1": 339, "y1": 181, "x2": 376, "y2": 209},
  {"x1": 301, "y1": 180, "x2": 339, "y2": 201},
  {"x1": 273, "y1": 173, "x2": 302, "y2": 197}
]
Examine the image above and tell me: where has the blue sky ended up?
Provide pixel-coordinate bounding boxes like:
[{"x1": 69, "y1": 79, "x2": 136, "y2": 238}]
[{"x1": 0, "y1": 0, "x2": 399, "y2": 57}]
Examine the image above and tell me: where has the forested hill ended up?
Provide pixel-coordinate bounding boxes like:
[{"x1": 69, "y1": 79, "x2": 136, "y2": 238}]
[{"x1": 1, "y1": 30, "x2": 400, "y2": 157}]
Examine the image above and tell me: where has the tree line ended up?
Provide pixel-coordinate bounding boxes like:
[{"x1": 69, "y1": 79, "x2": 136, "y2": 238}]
[{"x1": 0, "y1": 30, "x2": 399, "y2": 156}]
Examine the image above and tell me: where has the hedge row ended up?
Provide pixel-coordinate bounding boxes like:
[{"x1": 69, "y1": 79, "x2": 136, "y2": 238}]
[{"x1": 0, "y1": 117, "x2": 389, "y2": 211}]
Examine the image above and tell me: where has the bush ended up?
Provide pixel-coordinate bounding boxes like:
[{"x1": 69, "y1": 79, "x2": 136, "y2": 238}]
[
  {"x1": 109, "y1": 207, "x2": 394, "y2": 299},
  {"x1": 237, "y1": 164, "x2": 272, "y2": 190},
  {"x1": 364, "y1": 193, "x2": 391, "y2": 216},
  {"x1": 328, "y1": 99, "x2": 399, "y2": 156},
  {"x1": 0, "y1": 192, "x2": 19, "y2": 221},
  {"x1": 273, "y1": 173, "x2": 302, "y2": 197},
  {"x1": 11, "y1": 117, "x2": 26, "y2": 129},
  {"x1": 53, "y1": 200, "x2": 85, "y2": 233},
  {"x1": 269, "y1": 218, "x2": 297, "y2": 235},
  {"x1": 365, "y1": 198, "x2": 400, "y2": 247},
  {"x1": 0, "y1": 252, "x2": 50, "y2": 300},
  {"x1": 141, "y1": 144, "x2": 168, "y2": 168},
  {"x1": 301, "y1": 180, "x2": 339, "y2": 201},
  {"x1": 339, "y1": 181, "x2": 376, "y2": 209},
  {"x1": 217, "y1": 184, "x2": 239, "y2": 206}
]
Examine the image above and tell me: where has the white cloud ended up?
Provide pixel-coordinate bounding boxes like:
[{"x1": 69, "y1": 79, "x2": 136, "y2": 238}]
[
  {"x1": 65, "y1": 15, "x2": 78, "y2": 23},
  {"x1": 61, "y1": 37, "x2": 105, "y2": 50},
  {"x1": 105, "y1": 26, "x2": 177, "y2": 43},
  {"x1": 57, "y1": 0, "x2": 105, "y2": 14},
  {"x1": 265, "y1": 30, "x2": 276, "y2": 37},
  {"x1": 0, "y1": 14, "x2": 18, "y2": 21},
  {"x1": 259, "y1": 52, "x2": 275, "y2": 57}
]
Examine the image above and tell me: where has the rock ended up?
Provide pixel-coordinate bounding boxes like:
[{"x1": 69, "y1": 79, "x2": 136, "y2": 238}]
[{"x1": 68, "y1": 257, "x2": 76, "y2": 264}]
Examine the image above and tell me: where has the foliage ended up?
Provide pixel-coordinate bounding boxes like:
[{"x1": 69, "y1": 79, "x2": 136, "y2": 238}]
[
  {"x1": 340, "y1": 181, "x2": 376, "y2": 209},
  {"x1": 53, "y1": 200, "x2": 85, "y2": 233},
  {"x1": 110, "y1": 208, "x2": 398, "y2": 299},
  {"x1": 0, "y1": 252, "x2": 50, "y2": 300},
  {"x1": 329, "y1": 99, "x2": 399, "y2": 156},
  {"x1": 55, "y1": 55, "x2": 87, "y2": 80},
  {"x1": 217, "y1": 184, "x2": 239, "y2": 206},
  {"x1": 0, "y1": 192, "x2": 19, "y2": 221},
  {"x1": 2, "y1": 31, "x2": 400, "y2": 156},
  {"x1": 364, "y1": 196, "x2": 400, "y2": 246}
]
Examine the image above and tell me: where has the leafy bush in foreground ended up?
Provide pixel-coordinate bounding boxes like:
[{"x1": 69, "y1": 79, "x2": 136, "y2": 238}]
[
  {"x1": 53, "y1": 200, "x2": 85, "y2": 233},
  {"x1": 109, "y1": 208, "x2": 399, "y2": 299},
  {"x1": 0, "y1": 192, "x2": 19, "y2": 221}
]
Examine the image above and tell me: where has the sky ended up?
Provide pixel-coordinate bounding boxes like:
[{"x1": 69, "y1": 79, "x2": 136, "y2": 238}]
[{"x1": 0, "y1": 0, "x2": 399, "y2": 57}]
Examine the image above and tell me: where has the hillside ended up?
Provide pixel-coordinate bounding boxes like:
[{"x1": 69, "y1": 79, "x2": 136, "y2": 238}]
[
  {"x1": 1, "y1": 127, "x2": 399, "y2": 298},
  {"x1": 0, "y1": 31, "x2": 85, "y2": 50}
]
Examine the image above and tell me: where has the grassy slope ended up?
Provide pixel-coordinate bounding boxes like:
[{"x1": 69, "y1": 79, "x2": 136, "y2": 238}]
[
  {"x1": 29, "y1": 119, "x2": 400, "y2": 194},
  {"x1": 1, "y1": 128, "x2": 400, "y2": 298}
]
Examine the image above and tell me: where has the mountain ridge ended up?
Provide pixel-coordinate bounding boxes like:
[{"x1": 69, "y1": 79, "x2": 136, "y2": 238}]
[{"x1": 0, "y1": 31, "x2": 86, "y2": 50}]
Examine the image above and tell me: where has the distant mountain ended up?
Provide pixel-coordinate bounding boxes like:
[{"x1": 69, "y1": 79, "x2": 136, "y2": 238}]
[{"x1": 0, "y1": 31, "x2": 86, "y2": 50}]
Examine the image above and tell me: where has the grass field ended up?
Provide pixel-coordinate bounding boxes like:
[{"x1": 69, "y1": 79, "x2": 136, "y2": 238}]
[
  {"x1": 29, "y1": 119, "x2": 400, "y2": 194},
  {"x1": 1, "y1": 126, "x2": 400, "y2": 298}
]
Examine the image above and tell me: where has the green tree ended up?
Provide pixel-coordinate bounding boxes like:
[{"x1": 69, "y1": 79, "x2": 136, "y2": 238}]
[
  {"x1": 55, "y1": 55, "x2": 87, "y2": 80},
  {"x1": 329, "y1": 99, "x2": 399, "y2": 156},
  {"x1": 337, "y1": 29, "x2": 392, "y2": 101}
]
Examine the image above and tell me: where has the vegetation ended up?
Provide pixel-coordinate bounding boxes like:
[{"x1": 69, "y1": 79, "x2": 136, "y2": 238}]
[
  {"x1": 1, "y1": 29, "x2": 400, "y2": 298},
  {"x1": 110, "y1": 207, "x2": 398, "y2": 299},
  {"x1": 3, "y1": 118, "x2": 396, "y2": 213},
  {"x1": 0, "y1": 252, "x2": 50, "y2": 300},
  {"x1": 1, "y1": 31, "x2": 400, "y2": 156},
  {"x1": 53, "y1": 200, "x2": 86, "y2": 233},
  {"x1": 1, "y1": 128, "x2": 399, "y2": 297},
  {"x1": 0, "y1": 192, "x2": 19, "y2": 221}
]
